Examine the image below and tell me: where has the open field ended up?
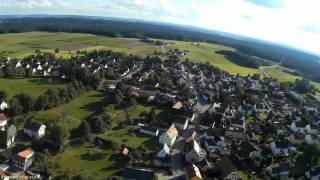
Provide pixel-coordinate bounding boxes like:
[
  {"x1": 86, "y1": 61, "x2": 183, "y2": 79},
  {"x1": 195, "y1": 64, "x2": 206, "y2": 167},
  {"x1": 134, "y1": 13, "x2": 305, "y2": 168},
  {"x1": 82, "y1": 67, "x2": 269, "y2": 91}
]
[
  {"x1": 263, "y1": 66, "x2": 320, "y2": 89},
  {"x1": 1, "y1": 31, "x2": 318, "y2": 86},
  {"x1": 0, "y1": 32, "x2": 259, "y2": 76},
  {"x1": 0, "y1": 78, "x2": 65, "y2": 98},
  {"x1": 167, "y1": 40, "x2": 260, "y2": 75},
  {"x1": 0, "y1": 32, "x2": 162, "y2": 58}
]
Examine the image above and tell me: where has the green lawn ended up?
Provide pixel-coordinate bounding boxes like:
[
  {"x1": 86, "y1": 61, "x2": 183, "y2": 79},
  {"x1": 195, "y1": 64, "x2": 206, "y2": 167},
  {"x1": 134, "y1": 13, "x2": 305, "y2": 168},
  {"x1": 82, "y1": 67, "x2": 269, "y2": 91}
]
[
  {"x1": 50, "y1": 145, "x2": 123, "y2": 178},
  {"x1": 0, "y1": 78, "x2": 65, "y2": 98},
  {"x1": 34, "y1": 91, "x2": 106, "y2": 131}
]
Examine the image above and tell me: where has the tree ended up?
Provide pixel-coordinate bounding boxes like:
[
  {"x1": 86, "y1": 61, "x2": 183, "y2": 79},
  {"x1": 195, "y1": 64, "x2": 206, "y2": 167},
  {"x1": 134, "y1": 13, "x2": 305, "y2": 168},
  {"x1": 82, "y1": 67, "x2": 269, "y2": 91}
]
[
  {"x1": 101, "y1": 111, "x2": 112, "y2": 129},
  {"x1": 301, "y1": 144, "x2": 320, "y2": 167},
  {"x1": 148, "y1": 108, "x2": 156, "y2": 123},
  {"x1": 55, "y1": 48, "x2": 60, "y2": 53},
  {"x1": 129, "y1": 97, "x2": 137, "y2": 106},
  {"x1": 114, "y1": 93, "x2": 124, "y2": 106},
  {"x1": 35, "y1": 94, "x2": 50, "y2": 110},
  {"x1": 12, "y1": 93, "x2": 34, "y2": 113},
  {"x1": 125, "y1": 112, "x2": 134, "y2": 125},
  {"x1": 79, "y1": 120, "x2": 91, "y2": 136},
  {"x1": 90, "y1": 116, "x2": 106, "y2": 133},
  {"x1": 47, "y1": 123, "x2": 69, "y2": 152},
  {"x1": 0, "y1": 91, "x2": 7, "y2": 101},
  {"x1": 252, "y1": 73, "x2": 261, "y2": 80},
  {"x1": 8, "y1": 98, "x2": 23, "y2": 116}
]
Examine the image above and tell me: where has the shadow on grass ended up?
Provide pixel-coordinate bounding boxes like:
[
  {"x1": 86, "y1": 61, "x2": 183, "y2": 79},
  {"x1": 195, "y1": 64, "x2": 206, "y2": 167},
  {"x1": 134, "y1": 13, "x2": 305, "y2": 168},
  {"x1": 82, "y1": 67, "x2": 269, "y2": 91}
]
[
  {"x1": 80, "y1": 151, "x2": 107, "y2": 161},
  {"x1": 79, "y1": 95, "x2": 114, "y2": 120},
  {"x1": 28, "y1": 78, "x2": 66, "y2": 85},
  {"x1": 100, "y1": 154, "x2": 126, "y2": 172}
]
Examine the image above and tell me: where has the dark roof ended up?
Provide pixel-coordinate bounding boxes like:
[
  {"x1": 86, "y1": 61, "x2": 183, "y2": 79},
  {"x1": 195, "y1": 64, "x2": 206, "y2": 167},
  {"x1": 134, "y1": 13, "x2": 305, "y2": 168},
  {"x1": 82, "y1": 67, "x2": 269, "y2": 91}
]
[
  {"x1": 198, "y1": 158, "x2": 211, "y2": 169},
  {"x1": 121, "y1": 168, "x2": 155, "y2": 180},
  {"x1": 295, "y1": 121, "x2": 306, "y2": 128},
  {"x1": 214, "y1": 157, "x2": 237, "y2": 179},
  {"x1": 309, "y1": 167, "x2": 320, "y2": 177},
  {"x1": 205, "y1": 138, "x2": 217, "y2": 146},
  {"x1": 205, "y1": 128, "x2": 225, "y2": 137},
  {"x1": 200, "y1": 116, "x2": 215, "y2": 128},
  {"x1": 271, "y1": 163, "x2": 290, "y2": 174},
  {"x1": 140, "y1": 126, "x2": 158, "y2": 133},
  {"x1": 256, "y1": 103, "x2": 264, "y2": 110},
  {"x1": 0, "y1": 125, "x2": 17, "y2": 148},
  {"x1": 275, "y1": 141, "x2": 289, "y2": 149},
  {"x1": 174, "y1": 116, "x2": 188, "y2": 124},
  {"x1": 252, "y1": 123, "x2": 262, "y2": 134},
  {"x1": 237, "y1": 141, "x2": 257, "y2": 158},
  {"x1": 24, "y1": 122, "x2": 43, "y2": 131},
  {"x1": 230, "y1": 118, "x2": 243, "y2": 126}
]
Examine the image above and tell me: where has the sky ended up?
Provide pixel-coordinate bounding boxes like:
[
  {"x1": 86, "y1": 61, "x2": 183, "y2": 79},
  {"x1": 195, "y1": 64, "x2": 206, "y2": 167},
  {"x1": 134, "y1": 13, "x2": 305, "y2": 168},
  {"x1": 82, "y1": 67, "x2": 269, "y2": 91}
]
[{"x1": 0, "y1": 0, "x2": 319, "y2": 54}]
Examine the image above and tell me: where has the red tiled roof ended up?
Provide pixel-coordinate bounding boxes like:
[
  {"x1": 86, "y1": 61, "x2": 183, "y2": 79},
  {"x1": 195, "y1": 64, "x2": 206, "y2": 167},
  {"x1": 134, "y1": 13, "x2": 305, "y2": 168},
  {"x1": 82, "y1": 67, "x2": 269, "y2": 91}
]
[
  {"x1": 0, "y1": 113, "x2": 8, "y2": 121},
  {"x1": 17, "y1": 148, "x2": 34, "y2": 159}
]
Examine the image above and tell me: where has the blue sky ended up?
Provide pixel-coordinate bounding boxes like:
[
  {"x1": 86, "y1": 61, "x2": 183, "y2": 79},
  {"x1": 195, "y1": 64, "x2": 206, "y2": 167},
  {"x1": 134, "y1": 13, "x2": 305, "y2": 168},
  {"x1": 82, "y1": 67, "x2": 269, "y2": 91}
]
[{"x1": 0, "y1": 0, "x2": 319, "y2": 54}]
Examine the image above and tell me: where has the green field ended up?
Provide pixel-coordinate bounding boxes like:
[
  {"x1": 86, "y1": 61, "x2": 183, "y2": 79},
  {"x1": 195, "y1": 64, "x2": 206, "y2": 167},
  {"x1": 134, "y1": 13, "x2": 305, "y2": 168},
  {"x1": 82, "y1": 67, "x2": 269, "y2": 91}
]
[
  {"x1": 168, "y1": 40, "x2": 259, "y2": 75},
  {"x1": 263, "y1": 66, "x2": 320, "y2": 89},
  {"x1": 264, "y1": 66, "x2": 301, "y2": 82},
  {"x1": 0, "y1": 78, "x2": 65, "y2": 98},
  {"x1": 34, "y1": 90, "x2": 164, "y2": 178},
  {"x1": 0, "y1": 32, "x2": 162, "y2": 58},
  {"x1": 0, "y1": 31, "x2": 259, "y2": 76},
  {"x1": 34, "y1": 91, "x2": 106, "y2": 131}
]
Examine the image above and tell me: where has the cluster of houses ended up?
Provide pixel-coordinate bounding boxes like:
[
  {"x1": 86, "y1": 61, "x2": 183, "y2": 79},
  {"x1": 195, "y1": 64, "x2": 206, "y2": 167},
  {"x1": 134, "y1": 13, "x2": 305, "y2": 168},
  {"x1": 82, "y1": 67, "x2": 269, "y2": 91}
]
[
  {"x1": 2, "y1": 56, "x2": 137, "y2": 80},
  {"x1": 118, "y1": 59, "x2": 320, "y2": 179},
  {"x1": 0, "y1": 102, "x2": 46, "y2": 177}
]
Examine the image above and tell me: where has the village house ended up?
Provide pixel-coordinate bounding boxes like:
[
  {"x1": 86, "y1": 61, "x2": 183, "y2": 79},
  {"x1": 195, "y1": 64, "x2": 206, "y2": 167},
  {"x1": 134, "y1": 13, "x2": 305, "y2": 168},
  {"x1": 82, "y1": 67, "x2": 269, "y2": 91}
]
[
  {"x1": 291, "y1": 121, "x2": 306, "y2": 133},
  {"x1": 0, "y1": 114, "x2": 16, "y2": 149},
  {"x1": 225, "y1": 127, "x2": 246, "y2": 140},
  {"x1": 23, "y1": 122, "x2": 46, "y2": 140},
  {"x1": 157, "y1": 143, "x2": 170, "y2": 159},
  {"x1": 121, "y1": 168, "x2": 155, "y2": 180},
  {"x1": 270, "y1": 141, "x2": 289, "y2": 156},
  {"x1": 211, "y1": 157, "x2": 240, "y2": 180},
  {"x1": 11, "y1": 147, "x2": 34, "y2": 171},
  {"x1": 0, "y1": 101, "x2": 8, "y2": 111},
  {"x1": 174, "y1": 116, "x2": 189, "y2": 131},
  {"x1": 305, "y1": 167, "x2": 320, "y2": 180},
  {"x1": 139, "y1": 125, "x2": 159, "y2": 137},
  {"x1": 120, "y1": 146, "x2": 130, "y2": 157},
  {"x1": 305, "y1": 134, "x2": 320, "y2": 145},
  {"x1": 185, "y1": 139, "x2": 206, "y2": 163},
  {"x1": 187, "y1": 164, "x2": 202, "y2": 180},
  {"x1": 235, "y1": 141, "x2": 261, "y2": 160},
  {"x1": 267, "y1": 162, "x2": 290, "y2": 177},
  {"x1": 305, "y1": 124, "x2": 318, "y2": 134},
  {"x1": 159, "y1": 124, "x2": 178, "y2": 146},
  {"x1": 253, "y1": 103, "x2": 269, "y2": 113},
  {"x1": 288, "y1": 133, "x2": 305, "y2": 145}
]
